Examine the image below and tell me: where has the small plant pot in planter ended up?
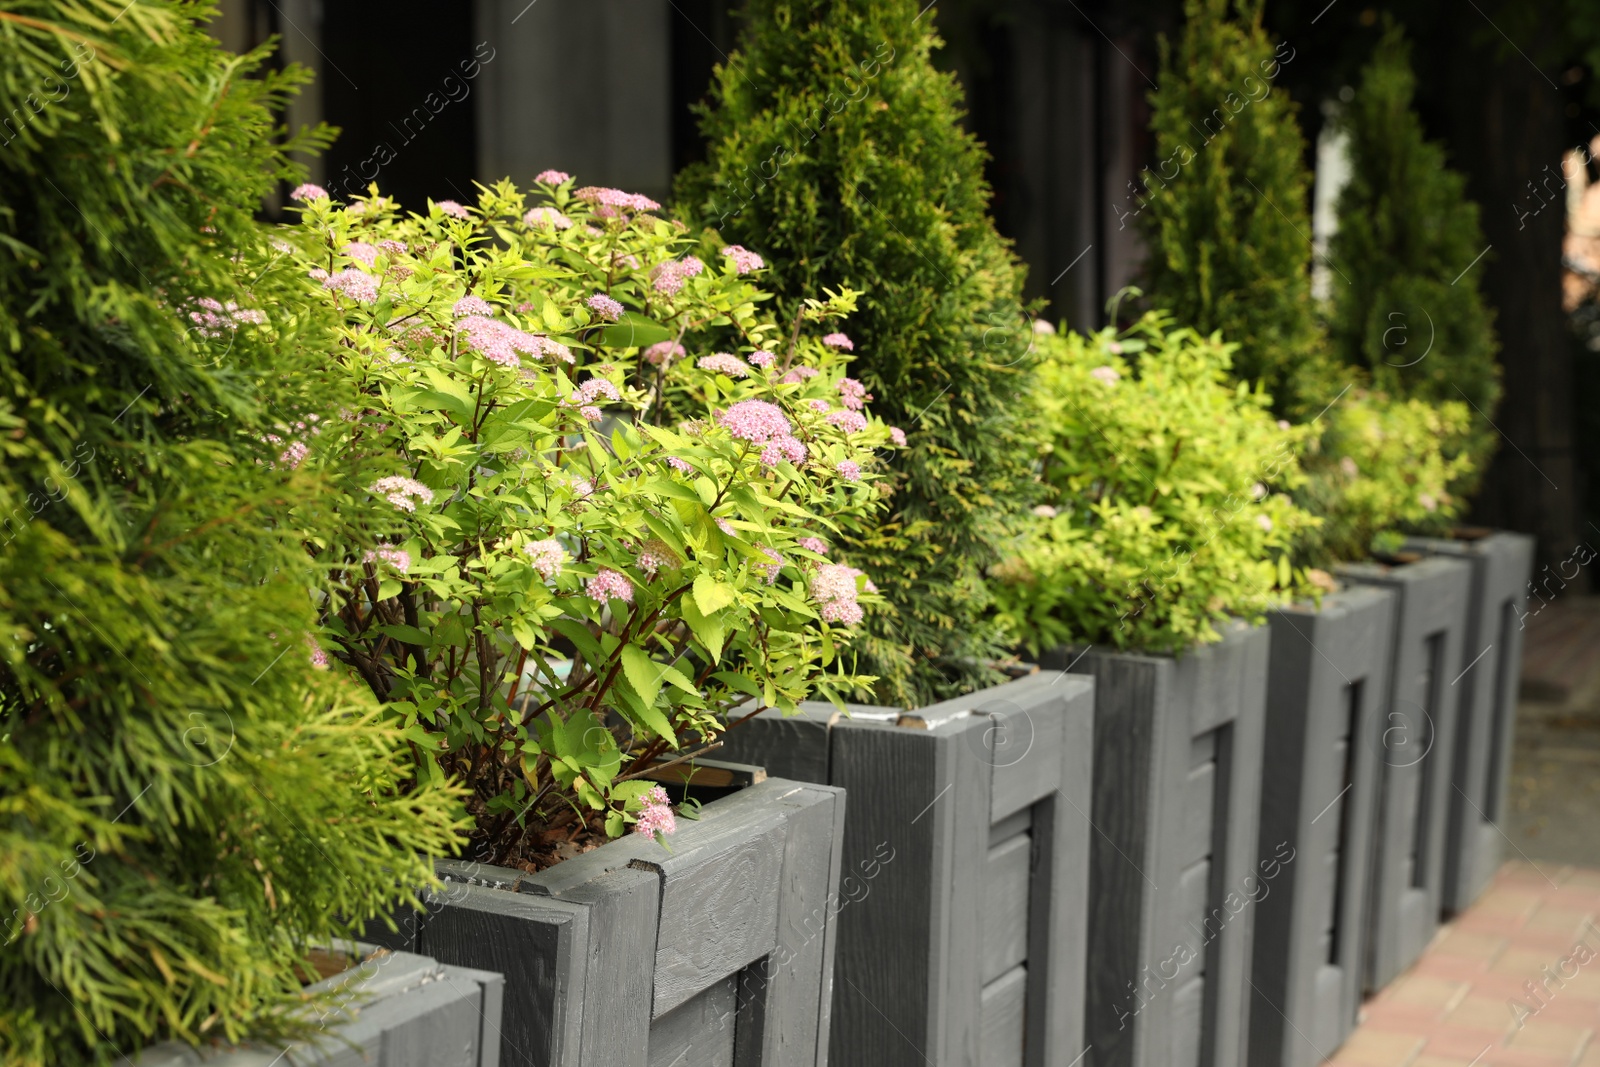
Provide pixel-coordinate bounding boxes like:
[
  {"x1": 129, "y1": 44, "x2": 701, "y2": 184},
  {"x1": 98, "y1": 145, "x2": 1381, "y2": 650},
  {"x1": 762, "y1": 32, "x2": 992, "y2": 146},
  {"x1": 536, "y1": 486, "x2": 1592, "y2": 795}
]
[
  {"x1": 1336, "y1": 554, "x2": 1472, "y2": 991},
  {"x1": 715, "y1": 671, "x2": 1096, "y2": 1067},
  {"x1": 128, "y1": 942, "x2": 505, "y2": 1066},
  {"x1": 1248, "y1": 585, "x2": 1397, "y2": 1067},
  {"x1": 1039, "y1": 619, "x2": 1269, "y2": 1067},
  {"x1": 368, "y1": 776, "x2": 845, "y2": 1067},
  {"x1": 1403, "y1": 529, "x2": 1536, "y2": 914}
]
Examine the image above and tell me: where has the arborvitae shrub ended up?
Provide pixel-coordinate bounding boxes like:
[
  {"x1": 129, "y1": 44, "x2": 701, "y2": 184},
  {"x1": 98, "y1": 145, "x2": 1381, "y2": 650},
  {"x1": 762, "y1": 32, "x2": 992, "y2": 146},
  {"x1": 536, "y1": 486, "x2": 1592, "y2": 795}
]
[
  {"x1": 0, "y1": 5, "x2": 462, "y2": 1063},
  {"x1": 675, "y1": 0, "x2": 1035, "y2": 705},
  {"x1": 1139, "y1": 0, "x2": 1337, "y2": 416},
  {"x1": 1328, "y1": 23, "x2": 1501, "y2": 481}
]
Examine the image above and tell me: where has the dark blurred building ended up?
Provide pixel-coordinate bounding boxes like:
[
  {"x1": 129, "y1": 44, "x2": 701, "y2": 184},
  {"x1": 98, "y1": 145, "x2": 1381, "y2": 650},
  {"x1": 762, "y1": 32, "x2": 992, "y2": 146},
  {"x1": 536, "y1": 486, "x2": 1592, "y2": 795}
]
[{"x1": 208, "y1": 0, "x2": 1159, "y2": 330}]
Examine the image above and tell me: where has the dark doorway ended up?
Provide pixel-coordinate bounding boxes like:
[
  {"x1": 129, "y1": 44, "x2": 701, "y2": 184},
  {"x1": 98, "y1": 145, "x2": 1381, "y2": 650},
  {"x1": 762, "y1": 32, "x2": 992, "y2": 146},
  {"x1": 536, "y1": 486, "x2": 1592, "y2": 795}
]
[{"x1": 321, "y1": 1, "x2": 480, "y2": 211}]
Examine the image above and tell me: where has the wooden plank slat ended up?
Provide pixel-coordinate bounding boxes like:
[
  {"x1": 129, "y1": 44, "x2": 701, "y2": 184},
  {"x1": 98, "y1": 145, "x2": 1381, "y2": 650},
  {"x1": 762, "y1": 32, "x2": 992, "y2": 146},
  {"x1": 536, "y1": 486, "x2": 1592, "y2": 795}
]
[
  {"x1": 417, "y1": 883, "x2": 588, "y2": 1067},
  {"x1": 646, "y1": 976, "x2": 737, "y2": 1067},
  {"x1": 741, "y1": 782, "x2": 848, "y2": 1067},
  {"x1": 1180, "y1": 760, "x2": 1216, "y2": 869},
  {"x1": 1168, "y1": 977, "x2": 1204, "y2": 1067},
  {"x1": 978, "y1": 965, "x2": 1028, "y2": 1067},
  {"x1": 640, "y1": 800, "x2": 788, "y2": 1018},
  {"x1": 981, "y1": 833, "x2": 1032, "y2": 985}
]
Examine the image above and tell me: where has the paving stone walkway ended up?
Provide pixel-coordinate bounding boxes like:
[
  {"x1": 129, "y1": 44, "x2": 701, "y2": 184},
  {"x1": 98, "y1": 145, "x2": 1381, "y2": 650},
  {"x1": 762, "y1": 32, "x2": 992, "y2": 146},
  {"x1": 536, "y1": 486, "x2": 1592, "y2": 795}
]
[
  {"x1": 1318, "y1": 591, "x2": 1600, "y2": 1066},
  {"x1": 1324, "y1": 862, "x2": 1600, "y2": 1066}
]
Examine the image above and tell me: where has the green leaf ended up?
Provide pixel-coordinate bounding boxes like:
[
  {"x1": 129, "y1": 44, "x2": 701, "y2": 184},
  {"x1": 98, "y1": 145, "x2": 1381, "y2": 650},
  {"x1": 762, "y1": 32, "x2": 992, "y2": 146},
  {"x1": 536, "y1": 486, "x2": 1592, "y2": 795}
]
[
  {"x1": 598, "y1": 312, "x2": 673, "y2": 349},
  {"x1": 620, "y1": 645, "x2": 663, "y2": 708},
  {"x1": 681, "y1": 595, "x2": 727, "y2": 662},
  {"x1": 692, "y1": 574, "x2": 736, "y2": 615},
  {"x1": 377, "y1": 623, "x2": 432, "y2": 646}
]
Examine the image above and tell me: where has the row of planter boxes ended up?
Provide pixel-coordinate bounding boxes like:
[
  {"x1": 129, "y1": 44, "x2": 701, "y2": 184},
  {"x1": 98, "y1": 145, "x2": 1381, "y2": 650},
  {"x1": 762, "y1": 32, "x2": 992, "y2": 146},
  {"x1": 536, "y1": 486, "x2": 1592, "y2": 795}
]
[{"x1": 155, "y1": 531, "x2": 1531, "y2": 1067}]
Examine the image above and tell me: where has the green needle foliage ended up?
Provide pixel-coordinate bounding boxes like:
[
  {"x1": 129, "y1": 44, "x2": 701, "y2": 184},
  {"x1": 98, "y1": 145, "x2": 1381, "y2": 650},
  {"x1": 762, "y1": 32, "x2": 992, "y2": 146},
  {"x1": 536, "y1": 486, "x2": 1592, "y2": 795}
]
[
  {"x1": 0, "y1": 4, "x2": 463, "y2": 1063},
  {"x1": 1327, "y1": 23, "x2": 1501, "y2": 484},
  {"x1": 1140, "y1": 0, "x2": 1337, "y2": 416},
  {"x1": 675, "y1": 0, "x2": 1036, "y2": 706}
]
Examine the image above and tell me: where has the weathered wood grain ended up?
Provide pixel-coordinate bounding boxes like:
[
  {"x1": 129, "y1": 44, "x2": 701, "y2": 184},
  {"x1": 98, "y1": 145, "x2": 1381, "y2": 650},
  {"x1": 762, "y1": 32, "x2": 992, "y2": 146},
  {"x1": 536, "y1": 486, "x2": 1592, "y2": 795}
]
[
  {"x1": 646, "y1": 975, "x2": 737, "y2": 1067},
  {"x1": 744, "y1": 783, "x2": 848, "y2": 1067},
  {"x1": 418, "y1": 882, "x2": 588, "y2": 1067},
  {"x1": 981, "y1": 833, "x2": 1032, "y2": 985},
  {"x1": 1405, "y1": 532, "x2": 1535, "y2": 913},
  {"x1": 638, "y1": 796, "x2": 787, "y2": 1017},
  {"x1": 978, "y1": 965, "x2": 1027, "y2": 1067},
  {"x1": 1340, "y1": 557, "x2": 1472, "y2": 992},
  {"x1": 1248, "y1": 585, "x2": 1401, "y2": 1067},
  {"x1": 1052, "y1": 621, "x2": 1269, "y2": 1067},
  {"x1": 720, "y1": 673, "x2": 1095, "y2": 1067},
  {"x1": 129, "y1": 945, "x2": 505, "y2": 1067}
]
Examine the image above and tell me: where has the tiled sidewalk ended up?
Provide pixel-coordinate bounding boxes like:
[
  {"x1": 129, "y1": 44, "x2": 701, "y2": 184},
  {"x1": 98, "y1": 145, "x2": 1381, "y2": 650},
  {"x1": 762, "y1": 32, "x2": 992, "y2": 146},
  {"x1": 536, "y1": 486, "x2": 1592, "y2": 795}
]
[{"x1": 1326, "y1": 863, "x2": 1600, "y2": 1066}]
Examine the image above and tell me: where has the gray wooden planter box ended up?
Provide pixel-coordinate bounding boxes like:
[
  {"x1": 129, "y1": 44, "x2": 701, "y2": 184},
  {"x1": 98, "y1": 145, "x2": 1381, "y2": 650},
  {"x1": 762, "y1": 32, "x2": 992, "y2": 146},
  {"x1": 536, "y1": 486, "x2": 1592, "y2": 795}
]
[
  {"x1": 1248, "y1": 586, "x2": 1397, "y2": 1067},
  {"x1": 1404, "y1": 531, "x2": 1535, "y2": 915},
  {"x1": 128, "y1": 943, "x2": 504, "y2": 1066},
  {"x1": 714, "y1": 671, "x2": 1096, "y2": 1067},
  {"x1": 1040, "y1": 619, "x2": 1268, "y2": 1067},
  {"x1": 367, "y1": 777, "x2": 845, "y2": 1067},
  {"x1": 1337, "y1": 556, "x2": 1472, "y2": 992}
]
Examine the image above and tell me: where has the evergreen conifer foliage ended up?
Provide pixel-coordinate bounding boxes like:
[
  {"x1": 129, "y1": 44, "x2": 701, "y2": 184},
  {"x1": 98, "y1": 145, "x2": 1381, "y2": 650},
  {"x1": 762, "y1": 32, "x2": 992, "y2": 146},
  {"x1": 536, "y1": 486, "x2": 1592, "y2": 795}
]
[
  {"x1": 1328, "y1": 24, "x2": 1501, "y2": 477},
  {"x1": 1140, "y1": 0, "x2": 1334, "y2": 415},
  {"x1": 676, "y1": 0, "x2": 1035, "y2": 705},
  {"x1": 0, "y1": 5, "x2": 462, "y2": 1063}
]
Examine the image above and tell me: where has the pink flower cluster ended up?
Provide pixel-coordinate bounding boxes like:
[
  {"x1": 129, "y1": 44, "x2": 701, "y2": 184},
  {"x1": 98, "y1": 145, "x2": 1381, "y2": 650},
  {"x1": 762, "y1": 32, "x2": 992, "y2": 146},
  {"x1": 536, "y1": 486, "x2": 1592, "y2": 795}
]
[
  {"x1": 756, "y1": 546, "x2": 785, "y2": 584},
  {"x1": 718, "y1": 399, "x2": 792, "y2": 443},
  {"x1": 307, "y1": 635, "x2": 330, "y2": 669},
  {"x1": 760, "y1": 436, "x2": 807, "y2": 467},
  {"x1": 587, "y1": 568, "x2": 634, "y2": 604},
  {"x1": 291, "y1": 183, "x2": 327, "y2": 202},
  {"x1": 457, "y1": 315, "x2": 549, "y2": 367},
  {"x1": 323, "y1": 268, "x2": 380, "y2": 305},
  {"x1": 436, "y1": 200, "x2": 470, "y2": 219},
  {"x1": 644, "y1": 341, "x2": 685, "y2": 365},
  {"x1": 363, "y1": 544, "x2": 412, "y2": 573},
  {"x1": 798, "y1": 537, "x2": 829, "y2": 555},
  {"x1": 371, "y1": 476, "x2": 434, "y2": 512},
  {"x1": 587, "y1": 293, "x2": 624, "y2": 321},
  {"x1": 637, "y1": 539, "x2": 678, "y2": 578},
  {"x1": 572, "y1": 378, "x2": 622, "y2": 406},
  {"x1": 186, "y1": 297, "x2": 265, "y2": 339},
  {"x1": 821, "y1": 332, "x2": 854, "y2": 351},
  {"x1": 889, "y1": 427, "x2": 907, "y2": 447},
  {"x1": 1089, "y1": 365, "x2": 1121, "y2": 386},
  {"x1": 379, "y1": 239, "x2": 408, "y2": 256},
  {"x1": 575, "y1": 186, "x2": 662, "y2": 214},
  {"x1": 453, "y1": 295, "x2": 495, "y2": 317},
  {"x1": 720, "y1": 245, "x2": 765, "y2": 274},
  {"x1": 718, "y1": 400, "x2": 807, "y2": 467},
  {"x1": 342, "y1": 241, "x2": 381, "y2": 267},
  {"x1": 697, "y1": 353, "x2": 749, "y2": 378},
  {"x1": 534, "y1": 169, "x2": 572, "y2": 185},
  {"x1": 650, "y1": 255, "x2": 705, "y2": 297},
  {"x1": 524, "y1": 207, "x2": 573, "y2": 230},
  {"x1": 525, "y1": 538, "x2": 565, "y2": 579},
  {"x1": 826, "y1": 410, "x2": 867, "y2": 435},
  {"x1": 836, "y1": 378, "x2": 872, "y2": 411},
  {"x1": 779, "y1": 365, "x2": 820, "y2": 385},
  {"x1": 748, "y1": 350, "x2": 775, "y2": 368},
  {"x1": 278, "y1": 440, "x2": 309, "y2": 469},
  {"x1": 836, "y1": 461, "x2": 862, "y2": 482},
  {"x1": 633, "y1": 784, "x2": 676, "y2": 839},
  {"x1": 810, "y1": 563, "x2": 868, "y2": 626}
]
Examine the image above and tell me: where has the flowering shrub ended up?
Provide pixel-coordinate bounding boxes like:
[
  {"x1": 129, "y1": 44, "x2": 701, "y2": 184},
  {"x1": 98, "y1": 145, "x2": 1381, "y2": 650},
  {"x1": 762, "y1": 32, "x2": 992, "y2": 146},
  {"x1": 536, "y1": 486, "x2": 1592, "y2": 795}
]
[
  {"x1": 993, "y1": 312, "x2": 1318, "y2": 655},
  {"x1": 1294, "y1": 389, "x2": 1475, "y2": 564},
  {"x1": 282, "y1": 179, "x2": 896, "y2": 867}
]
